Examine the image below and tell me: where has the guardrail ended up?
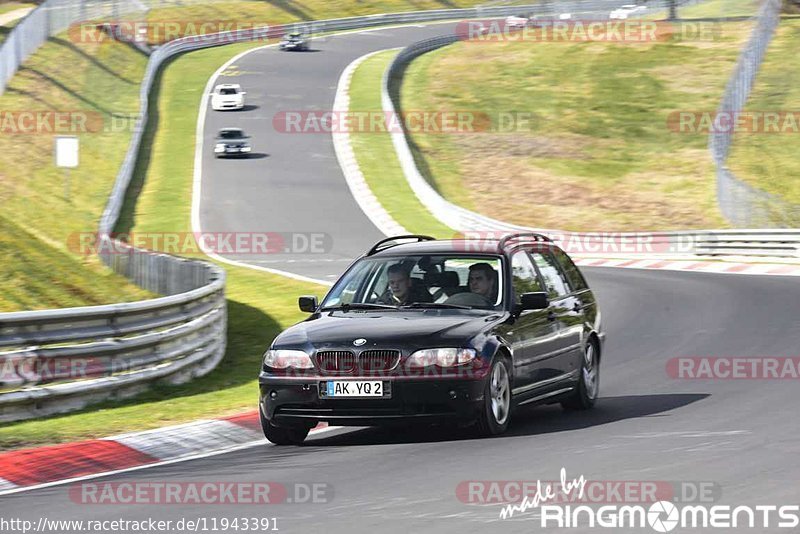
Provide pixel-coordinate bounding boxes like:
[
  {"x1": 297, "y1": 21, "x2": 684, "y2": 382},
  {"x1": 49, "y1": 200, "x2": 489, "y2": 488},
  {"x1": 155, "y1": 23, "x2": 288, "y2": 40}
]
[
  {"x1": 0, "y1": 234, "x2": 226, "y2": 423},
  {"x1": 382, "y1": 20, "x2": 800, "y2": 261},
  {"x1": 707, "y1": 0, "x2": 800, "y2": 227},
  {"x1": 3, "y1": 1, "x2": 641, "y2": 422}
]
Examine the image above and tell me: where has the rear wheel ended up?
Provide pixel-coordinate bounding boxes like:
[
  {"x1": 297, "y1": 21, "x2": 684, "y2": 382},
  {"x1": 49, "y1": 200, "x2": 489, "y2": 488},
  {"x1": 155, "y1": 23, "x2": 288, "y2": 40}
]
[
  {"x1": 260, "y1": 409, "x2": 310, "y2": 445},
  {"x1": 475, "y1": 356, "x2": 512, "y2": 436},
  {"x1": 561, "y1": 340, "x2": 599, "y2": 410}
]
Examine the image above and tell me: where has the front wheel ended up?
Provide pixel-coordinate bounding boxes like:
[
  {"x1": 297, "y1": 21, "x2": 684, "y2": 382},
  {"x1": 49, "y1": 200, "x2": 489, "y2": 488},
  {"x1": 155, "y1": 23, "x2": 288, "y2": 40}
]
[
  {"x1": 561, "y1": 340, "x2": 599, "y2": 410},
  {"x1": 260, "y1": 409, "x2": 310, "y2": 445},
  {"x1": 475, "y1": 356, "x2": 512, "y2": 437}
]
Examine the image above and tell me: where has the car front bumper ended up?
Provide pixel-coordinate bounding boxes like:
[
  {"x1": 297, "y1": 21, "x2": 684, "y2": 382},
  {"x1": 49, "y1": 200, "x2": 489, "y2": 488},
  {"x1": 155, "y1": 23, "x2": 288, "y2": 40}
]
[
  {"x1": 215, "y1": 146, "x2": 251, "y2": 155},
  {"x1": 259, "y1": 374, "x2": 487, "y2": 427}
]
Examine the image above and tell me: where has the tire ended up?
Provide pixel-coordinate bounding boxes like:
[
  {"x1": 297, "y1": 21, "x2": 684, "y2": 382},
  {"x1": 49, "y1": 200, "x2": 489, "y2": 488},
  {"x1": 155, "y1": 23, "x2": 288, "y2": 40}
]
[
  {"x1": 475, "y1": 355, "x2": 512, "y2": 437},
  {"x1": 260, "y1": 409, "x2": 310, "y2": 445},
  {"x1": 561, "y1": 339, "x2": 599, "y2": 410}
]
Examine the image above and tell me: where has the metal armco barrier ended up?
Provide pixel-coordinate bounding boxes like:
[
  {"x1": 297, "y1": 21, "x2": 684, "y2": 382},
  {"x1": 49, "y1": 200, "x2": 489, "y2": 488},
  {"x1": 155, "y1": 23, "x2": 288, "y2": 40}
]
[
  {"x1": 708, "y1": 0, "x2": 800, "y2": 227},
  {"x1": 2, "y1": 1, "x2": 634, "y2": 422},
  {"x1": 382, "y1": 23, "x2": 800, "y2": 260},
  {"x1": 3, "y1": 1, "x2": 789, "y2": 422}
]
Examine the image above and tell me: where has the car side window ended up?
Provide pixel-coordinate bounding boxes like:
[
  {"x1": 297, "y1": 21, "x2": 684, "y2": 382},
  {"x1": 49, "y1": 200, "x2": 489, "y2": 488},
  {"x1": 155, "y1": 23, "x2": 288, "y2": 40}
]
[
  {"x1": 552, "y1": 248, "x2": 588, "y2": 292},
  {"x1": 510, "y1": 251, "x2": 543, "y2": 301},
  {"x1": 530, "y1": 251, "x2": 570, "y2": 298}
]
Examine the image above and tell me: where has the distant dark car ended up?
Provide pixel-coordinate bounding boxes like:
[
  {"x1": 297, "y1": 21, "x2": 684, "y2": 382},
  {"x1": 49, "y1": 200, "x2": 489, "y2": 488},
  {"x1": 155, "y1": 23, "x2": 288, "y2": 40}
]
[
  {"x1": 279, "y1": 32, "x2": 310, "y2": 51},
  {"x1": 259, "y1": 234, "x2": 605, "y2": 444},
  {"x1": 214, "y1": 128, "x2": 251, "y2": 158}
]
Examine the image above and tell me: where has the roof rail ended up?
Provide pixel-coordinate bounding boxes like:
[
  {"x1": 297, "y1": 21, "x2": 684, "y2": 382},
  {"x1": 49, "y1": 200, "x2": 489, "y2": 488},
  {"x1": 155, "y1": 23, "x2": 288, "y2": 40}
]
[
  {"x1": 497, "y1": 232, "x2": 552, "y2": 252},
  {"x1": 367, "y1": 235, "x2": 435, "y2": 256}
]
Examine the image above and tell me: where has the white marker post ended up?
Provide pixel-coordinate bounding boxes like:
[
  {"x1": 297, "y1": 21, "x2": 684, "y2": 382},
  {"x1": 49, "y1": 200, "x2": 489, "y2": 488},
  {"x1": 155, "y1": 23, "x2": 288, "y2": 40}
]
[{"x1": 55, "y1": 135, "x2": 79, "y2": 202}]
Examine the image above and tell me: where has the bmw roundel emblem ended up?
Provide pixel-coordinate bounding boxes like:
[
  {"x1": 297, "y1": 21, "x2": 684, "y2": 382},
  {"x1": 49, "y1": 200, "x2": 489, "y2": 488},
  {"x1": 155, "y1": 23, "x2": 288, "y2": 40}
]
[{"x1": 353, "y1": 338, "x2": 367, "y2": 346}]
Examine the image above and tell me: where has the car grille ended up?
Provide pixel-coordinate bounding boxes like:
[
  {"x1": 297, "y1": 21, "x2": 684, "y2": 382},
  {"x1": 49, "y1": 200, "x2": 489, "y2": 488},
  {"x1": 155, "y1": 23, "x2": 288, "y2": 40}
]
[
  {"x1": 316, "y1": 351, "x2": 357, "y2": 374},
  {"x1": 358, "y1": 350, "x2": 400, "y2": 373},
  {"x1": 316, "y1": 349, "x2": 400, "y2": 375}
]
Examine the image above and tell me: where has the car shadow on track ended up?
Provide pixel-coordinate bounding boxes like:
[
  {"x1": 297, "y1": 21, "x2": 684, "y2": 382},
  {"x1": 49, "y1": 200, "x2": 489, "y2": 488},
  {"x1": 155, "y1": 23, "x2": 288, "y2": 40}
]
[{"x1": 305, "y1": 393, "x2": 710, "y2": 447}]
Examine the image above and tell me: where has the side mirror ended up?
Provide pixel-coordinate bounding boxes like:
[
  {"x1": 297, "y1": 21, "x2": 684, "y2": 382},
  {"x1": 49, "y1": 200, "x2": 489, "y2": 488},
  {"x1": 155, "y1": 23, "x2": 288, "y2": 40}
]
[
  {"x1": 298, "y1": 295, "x2": 318, "y2": 313},
  {"x1": 520, "y1": 292, "x2": 549, "y2": 311}
]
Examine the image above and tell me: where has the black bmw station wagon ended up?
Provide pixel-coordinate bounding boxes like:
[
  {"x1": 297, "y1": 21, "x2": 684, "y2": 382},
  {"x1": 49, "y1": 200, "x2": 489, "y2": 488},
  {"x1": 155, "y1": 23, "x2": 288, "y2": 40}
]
[{"x1": 259, "y1": 234, "x2": 605, "y2": 444}]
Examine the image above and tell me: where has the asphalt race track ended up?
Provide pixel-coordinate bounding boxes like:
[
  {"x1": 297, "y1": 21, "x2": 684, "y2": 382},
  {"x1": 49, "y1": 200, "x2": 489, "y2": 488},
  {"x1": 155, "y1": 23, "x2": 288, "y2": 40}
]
[
  {"x1": 198, "y1": 23, "x2": 467, "y2": 282},
  {"x1": 3, "y1": 19, "x2": 800, "y2": 534},
  {"x1": 3, "y1": 268, "x2": 800, "y2": 532}
]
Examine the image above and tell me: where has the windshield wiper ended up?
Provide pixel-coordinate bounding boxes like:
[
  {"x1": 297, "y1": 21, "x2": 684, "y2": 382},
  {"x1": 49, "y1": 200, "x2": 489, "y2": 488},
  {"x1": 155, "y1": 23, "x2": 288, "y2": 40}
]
[
  {"x1": 401, "y1": 302, "x2": 472, "y2": 310},
  {"x1": 321, "y1": 303, "x2": 398, "y2": 312}
]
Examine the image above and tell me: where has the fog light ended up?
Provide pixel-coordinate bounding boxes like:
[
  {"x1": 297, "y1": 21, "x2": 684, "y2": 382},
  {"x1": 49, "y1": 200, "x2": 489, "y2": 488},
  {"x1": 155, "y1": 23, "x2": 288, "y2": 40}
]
[
  {"x1": 270, "y1": 390, "x2": 278, "y2": 399},
  {"x1": 449, "y1": 390, "x2": 457, "y2": 400}
]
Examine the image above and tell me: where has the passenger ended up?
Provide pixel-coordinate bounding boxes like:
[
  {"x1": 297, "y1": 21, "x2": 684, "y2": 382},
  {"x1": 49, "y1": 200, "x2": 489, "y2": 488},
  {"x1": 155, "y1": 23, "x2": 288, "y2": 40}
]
[
  {"x1": 378, "y1": 264, "x2": 433, "y2": 305},
  {"x1": 468, "y1": 263, "x2": 498, "y2": 304}
]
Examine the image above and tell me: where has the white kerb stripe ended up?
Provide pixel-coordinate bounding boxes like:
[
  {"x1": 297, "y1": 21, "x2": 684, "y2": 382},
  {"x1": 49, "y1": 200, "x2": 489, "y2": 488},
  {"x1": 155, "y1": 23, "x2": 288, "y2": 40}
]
[{"x1": 105, "y1": 419, "x2": 263, "y2": 462}]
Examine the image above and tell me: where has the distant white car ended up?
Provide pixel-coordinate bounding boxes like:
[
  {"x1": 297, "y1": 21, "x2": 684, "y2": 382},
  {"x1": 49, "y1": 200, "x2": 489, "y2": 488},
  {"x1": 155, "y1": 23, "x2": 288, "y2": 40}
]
[
  {"x1": 505, "y1": 15, "x2": 529, "y2": 29},
  {"x1": 609, "y1": 4, "x2": 646, "y2": 19},
  {"x1": 211, "y1": 84, "x2": 246, "y2": 111}
]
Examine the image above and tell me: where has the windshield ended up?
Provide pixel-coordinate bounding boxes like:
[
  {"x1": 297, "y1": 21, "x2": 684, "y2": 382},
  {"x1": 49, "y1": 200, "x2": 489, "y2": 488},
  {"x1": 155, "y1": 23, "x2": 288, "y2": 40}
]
[
  {"x1": 321, "y1": 255, "x2": 504, "y2": 310},
  {"x1": 218, "y1": 130, "x2": 245, "y2": 139}
]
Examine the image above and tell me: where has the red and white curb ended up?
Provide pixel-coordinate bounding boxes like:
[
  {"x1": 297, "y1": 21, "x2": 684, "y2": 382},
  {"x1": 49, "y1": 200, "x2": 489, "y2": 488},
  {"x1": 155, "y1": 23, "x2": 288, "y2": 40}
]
[
  {"x1": 0, "y1": 411, "x2": 329, "y2": 495},
  {"x1": 572, "y1": 256, "x2": 800, "y2": 276}
]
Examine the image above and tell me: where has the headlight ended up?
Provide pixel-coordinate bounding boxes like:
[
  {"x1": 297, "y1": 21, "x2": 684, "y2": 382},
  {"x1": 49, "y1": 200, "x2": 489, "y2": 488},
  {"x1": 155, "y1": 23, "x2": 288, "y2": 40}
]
[
  {"x1": 263, "y1": 349, "x2": 314, "y2": 369},
  {"x1": 215, "y1": 143, "x2": 226, "y2": 150},
  {"x1": 406, "y1": 348, "x2": 476, "y2": 368}
]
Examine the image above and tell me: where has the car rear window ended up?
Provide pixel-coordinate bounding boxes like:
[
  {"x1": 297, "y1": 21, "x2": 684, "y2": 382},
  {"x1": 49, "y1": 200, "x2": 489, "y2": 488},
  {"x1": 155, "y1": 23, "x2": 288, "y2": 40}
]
[{"x1": 552, "y1": 248, "x2": 588, "y2": 292}]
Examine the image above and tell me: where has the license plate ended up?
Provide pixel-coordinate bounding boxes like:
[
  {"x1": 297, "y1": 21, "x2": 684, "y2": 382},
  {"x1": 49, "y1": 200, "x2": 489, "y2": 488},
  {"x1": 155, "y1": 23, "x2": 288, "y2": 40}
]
[{"x1": 321, "y1": 381, "x2": 384, "y2": 398}]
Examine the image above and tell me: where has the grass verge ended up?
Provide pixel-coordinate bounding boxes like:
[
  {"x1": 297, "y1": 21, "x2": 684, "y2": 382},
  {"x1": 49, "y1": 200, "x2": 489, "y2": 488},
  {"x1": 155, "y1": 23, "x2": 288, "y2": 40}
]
[
  {"x1": 0, "y1": 35, "x2": 154, "y2": 310},
  {"x1": 397, "y1": 23, "x2": 757, "y2": 231},
  {"x1": 0, "y1": 43, "x2": 325, "y2": 450},
  {"x1": 727, "y1": 19, "x2": 800, "y2": 204},
  {"x1": 348, "y1": 50, "x2": 453, "y2": 238}
]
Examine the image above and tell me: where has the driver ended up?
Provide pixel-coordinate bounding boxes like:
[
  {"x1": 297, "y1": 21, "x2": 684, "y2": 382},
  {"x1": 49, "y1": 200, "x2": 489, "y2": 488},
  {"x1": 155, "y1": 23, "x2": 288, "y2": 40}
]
[
  {"x1": 378, "y1": 264, "x2": 433, "y2": 305},
  {"x1": 468, "y1": 263, "x2": 497, "y2": 304}
]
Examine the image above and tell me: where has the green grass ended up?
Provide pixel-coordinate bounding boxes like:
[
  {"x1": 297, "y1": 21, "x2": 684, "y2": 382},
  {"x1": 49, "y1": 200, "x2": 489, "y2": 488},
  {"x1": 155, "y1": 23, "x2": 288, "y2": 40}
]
[
  {"x1": 140, "y1": 0, "x2": 488, "y2": 45},
  {"x1": 348, "y1": 50, "x2": 454, "y2": 238},
  {"x1": 727, "y1": 19, "x2": 800, "y2": 205},
  {"x1": 0, "y1": 36, "x2": 154, "y2": 311},
  {"x1": 675, "y1": 0, "x2": 760, "y2": 18},
  {"x1": 397, "y1": 24, "x2": 757, "y2": 231},
  {"x1": 0, "y1": 0, "x2": 507, "y2": 448},
  {"x1": 0, "y1": 43, "x2": 326, "y2": 450},
  {"x1": 0, "y1": 2, "x2": 34, "y2": 18}
]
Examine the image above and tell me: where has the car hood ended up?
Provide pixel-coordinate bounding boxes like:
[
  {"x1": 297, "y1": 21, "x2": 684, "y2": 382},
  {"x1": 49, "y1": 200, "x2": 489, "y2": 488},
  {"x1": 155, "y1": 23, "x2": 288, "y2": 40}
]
[{"x1": 273, "y1": 310, "x2": 507, "y2": 352}]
